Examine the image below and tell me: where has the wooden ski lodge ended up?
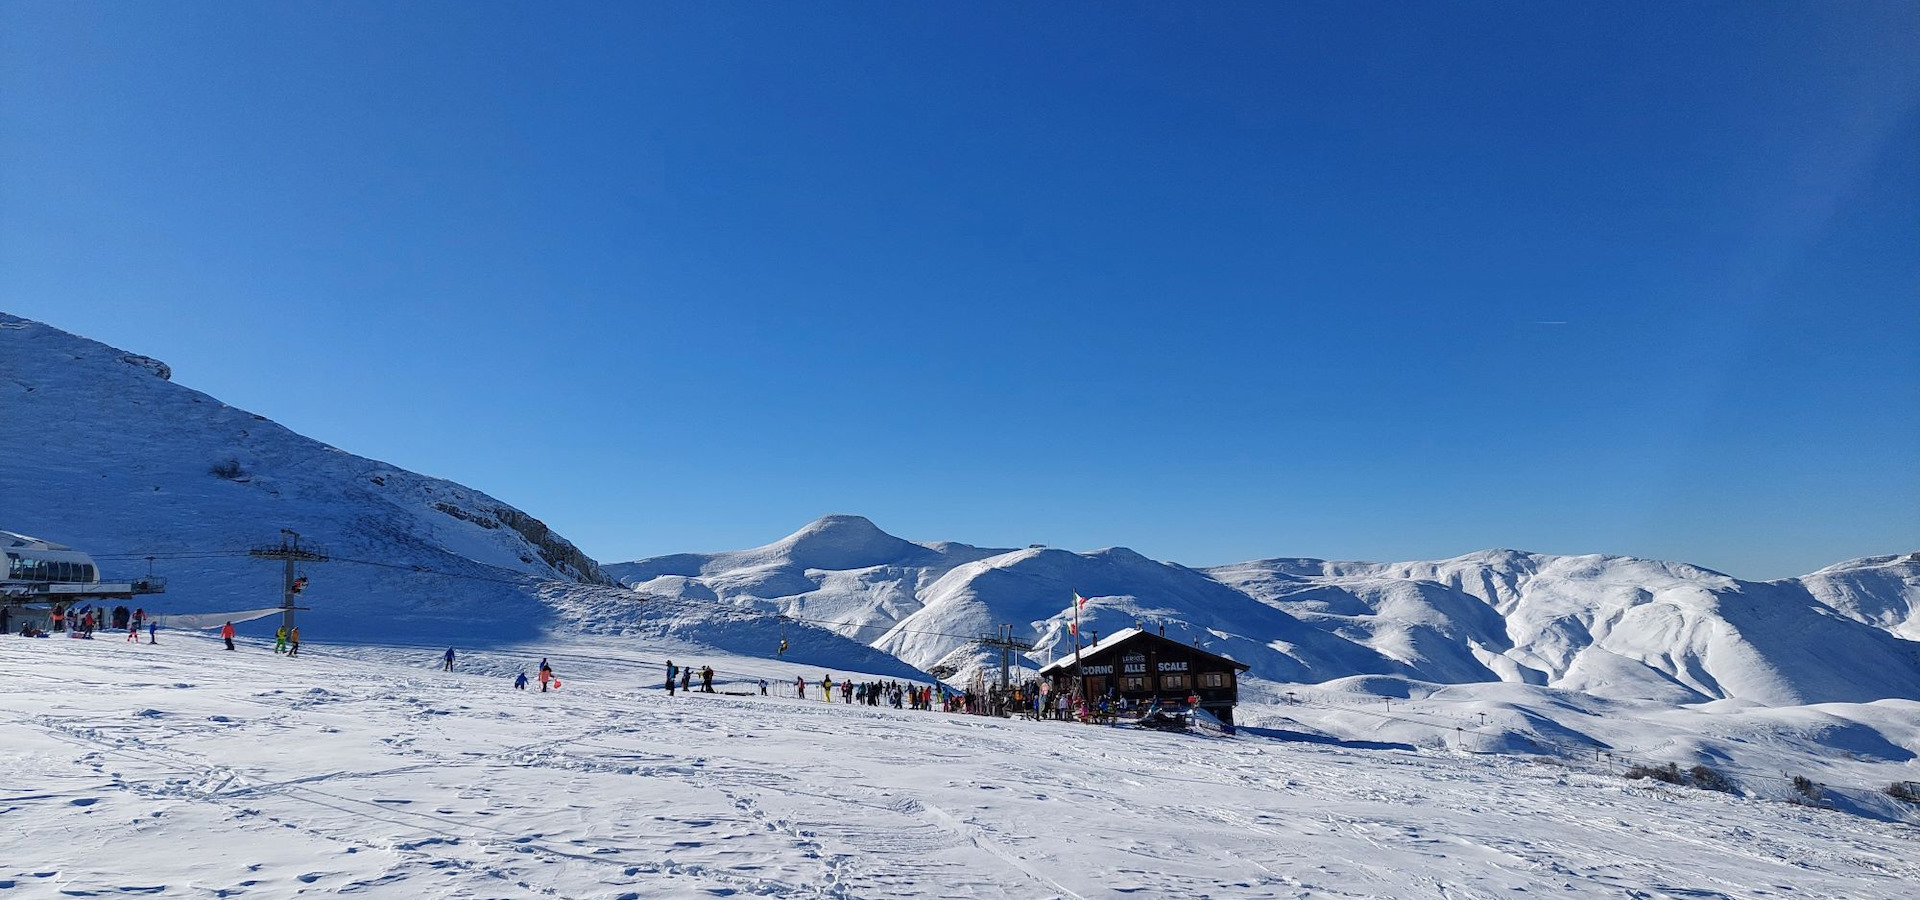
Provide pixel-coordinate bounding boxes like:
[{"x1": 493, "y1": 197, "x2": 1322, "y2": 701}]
[{"x1": 1037, "y1": 627, "x2": 1252, "y2": 725}]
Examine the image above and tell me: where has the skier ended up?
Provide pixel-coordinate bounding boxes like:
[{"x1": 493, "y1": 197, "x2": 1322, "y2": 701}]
[
  {"x1": 700, "y1": 665, "x2": 714, "y2": 693},
  {"x1": 443, "y1": 647, "x2": 456, "y2": 672},
  {"x1": 514, "y1": 671, "x2": 528, "y2": 690},
  {"x1": 538, "y1": 658, "x2": 553, "y2": 692},
  {"x1": 665, "y1": 660, "x2": 677, "y2": 695},
  {"x1": 795, "y1": 675, "x2": 806, "y2": 699},
  {"x1": 822, "y1": 675, "x2": 833, "y2": 702},
  {"x1": 758, "y1": 679, "x2": 768, "y2": 696},
  {"x1": 680, "y1": 666, "x2": 691, "y2": 693},
  {"x1": 287, "y1": 627, "x2": 300, "y2": 657},
  {"x1": 147, "y1": 621, "x2": 158, "y2": 644},
  {"x1": 221, "y1": 621, "x2": 236, "y2": 651},
  {"x1": 274, "y1": 627, "x2": 287, "y2": 654}
]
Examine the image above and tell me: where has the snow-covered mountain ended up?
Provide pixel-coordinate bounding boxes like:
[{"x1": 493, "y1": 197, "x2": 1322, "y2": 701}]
[
  {"x1": 0, "y1": 313, "x2": 897, "y2": 669},
  {"x1": 1797, "y1": 552, "x2": 1920, "y2": 641},
  {"x1": 0, "y1": 312, "x2": 612, "y2": 642},
  {"x1": 1213, "y1": 550, "x2": 1920, "y2": 706},
  {"x1": 614, "y1": 521, "x2": 1920, "y2": 706},
  {"x1": 605, "y1": 514, "x2": 1011, "y2": 646}
]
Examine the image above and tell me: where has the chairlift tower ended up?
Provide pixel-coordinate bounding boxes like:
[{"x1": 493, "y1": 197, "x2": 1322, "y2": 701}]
[
  {"x1": 973, "y1": 623, "x2": 1035, "y2": 690},
  {"x1": 249, "y1": 529, "x2": 328, "y2": 634}
]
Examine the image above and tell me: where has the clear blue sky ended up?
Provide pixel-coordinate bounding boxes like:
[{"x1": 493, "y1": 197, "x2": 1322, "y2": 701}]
[{"x1": 4, "y1": 2, "x2": 1916, "y2": 579}]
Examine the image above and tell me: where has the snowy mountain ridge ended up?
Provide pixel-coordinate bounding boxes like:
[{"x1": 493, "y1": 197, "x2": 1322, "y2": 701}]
[
  {"x1": 11, "y1": 309, "x2": 1918, "y2": 709},
  {"x1": 612, "y1": 519, "x2": 1920, "y2": 706}
]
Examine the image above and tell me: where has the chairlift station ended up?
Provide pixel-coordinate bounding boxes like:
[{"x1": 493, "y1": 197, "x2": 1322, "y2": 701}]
[{"x1": 1, "y1": 531, "x2": 167, "y2": 604}]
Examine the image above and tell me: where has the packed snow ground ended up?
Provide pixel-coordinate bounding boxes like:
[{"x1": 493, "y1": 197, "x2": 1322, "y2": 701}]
[{"x1": 6, "y1": 633, "x2": 1918, "y2": 899}]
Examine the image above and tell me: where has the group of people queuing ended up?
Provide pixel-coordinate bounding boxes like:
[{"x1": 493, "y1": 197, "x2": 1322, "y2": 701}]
[
  {"x1": 792, "y1": 673, "x2": 937, "y2": 710},
  {"x1": 662, "y1": 660, "x2": 716, "y2": 695},
  {"x1": 4, "y1": 602, "x2": 159, "y2": 643}
]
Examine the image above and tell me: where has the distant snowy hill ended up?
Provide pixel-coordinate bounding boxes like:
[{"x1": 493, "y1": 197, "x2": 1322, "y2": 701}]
[
  {"x1": 605, "y1": 514, "x2": 1010, "y2": 647},
  {"x1": 1796, "y1": 553, "x2": 1920, "y2": 641},
  {"x1": 0, "y1": 313, "x2": 892, "y2": 668},
  {"x1": 1212, "y1": 550, "x2": 1920, "y2": 706},
  {"x1": 614, "y1": 520, "x2": 1920, "y2": 705}
]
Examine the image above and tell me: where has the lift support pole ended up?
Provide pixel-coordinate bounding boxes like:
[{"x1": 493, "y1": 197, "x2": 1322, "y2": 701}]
[
  {"x1": 249, "y1": 529, "x2": 327, "y2": 634},
  {"x1": 973, "y1": 624, "x2": 1036, "y2": 690}
]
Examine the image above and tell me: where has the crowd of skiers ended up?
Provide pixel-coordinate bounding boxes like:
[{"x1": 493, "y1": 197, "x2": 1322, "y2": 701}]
[
  {"x1": 0, "y1": 604, "x2": 316, "y2": 656},
  {"x1": 4, "y1": 602, "x2": 161, "y2": 643}
]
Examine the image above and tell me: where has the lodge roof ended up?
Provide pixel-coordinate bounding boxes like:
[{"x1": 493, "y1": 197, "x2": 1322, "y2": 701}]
[{"x1": 1036, "y1": 627, "x2": 1251, "y2": 676}]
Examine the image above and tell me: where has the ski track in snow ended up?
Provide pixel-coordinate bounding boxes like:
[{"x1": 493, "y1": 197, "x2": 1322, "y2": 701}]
[{"x1": 4, "y1": 634, "x2": 1918, "y2": 899}]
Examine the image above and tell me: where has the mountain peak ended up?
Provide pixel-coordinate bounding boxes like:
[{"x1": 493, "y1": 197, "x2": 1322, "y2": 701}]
[
  {"x1": 767, "y1": 515, "x2": 929, "y2": 571},
  {"x1": 788, "y1": 514, "x2": 889, "y2": 540}
]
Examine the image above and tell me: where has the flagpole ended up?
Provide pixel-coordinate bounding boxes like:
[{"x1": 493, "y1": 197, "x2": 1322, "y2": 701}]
[{"x1": 1073, "y1": 592, "x2": 1083, "y2": 703}]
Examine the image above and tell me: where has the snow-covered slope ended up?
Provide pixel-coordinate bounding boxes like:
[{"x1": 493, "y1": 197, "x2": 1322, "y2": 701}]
[
  {"x1": 1798, "y1": 552, "x2": 1920, "y2": 640},
  {"x1": 10, "y1": 631, "x2": 1920, "y2": 899},
  {"x1": 0, "y1": 314, "x2": 601, "y2": 642}
]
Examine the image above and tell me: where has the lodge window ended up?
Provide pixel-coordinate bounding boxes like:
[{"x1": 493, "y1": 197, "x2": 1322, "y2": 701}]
[
  {"x1": 1160, "y1": 673, "x2": 1188, "y2": 690},
  {"x1": 1122, "y1": 676, "x2": 1148, "y2": 692},
  {"x1": 1201, "y1": 672, "x2": 1229, "y2": 688}
]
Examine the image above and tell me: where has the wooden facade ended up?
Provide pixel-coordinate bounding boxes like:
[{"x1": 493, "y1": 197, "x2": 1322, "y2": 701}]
[{"x1": 1038, "y1": 628, "x2": 1252, "y2": 726}]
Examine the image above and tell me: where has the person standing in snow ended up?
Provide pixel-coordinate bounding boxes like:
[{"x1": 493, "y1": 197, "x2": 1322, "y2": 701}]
[
  {"x1": 795, "y1": 675, "x2": 806, "y2": 699},
  {"x1": 758, "y1": 679, "x2": 768, "y2": 696},
  {"x1": 443, "y1": 647, "x2": 456, "y2": 672},
  {"x1": 700, "y1": 665, "x2": 714, "y2": 693},
  {"x1": 147, "y1": 621, "x2": 158, "y2": 644},
  {"x1": 287, "y1": 627, "x2": 300, "y2": 657},
  {"x1": 221, "y1": 621, "x2": 236, "y2": 651},
  {"x1": 680, "y1": 666, "x2": 691, "y2": 693},
  {"x1": 274, "y1": 627, "x2": 287, "y2": 654},
  {"x1": 665, "y1": 660, "x2": 677, "y2": 695},
  {"x1": 514, "y1": 671, "x2": 528, "y2": 690}
]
